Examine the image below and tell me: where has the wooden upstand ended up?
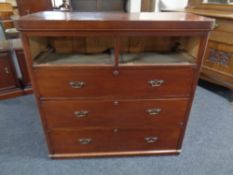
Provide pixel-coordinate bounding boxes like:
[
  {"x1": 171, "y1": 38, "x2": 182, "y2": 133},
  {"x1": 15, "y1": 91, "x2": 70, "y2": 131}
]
[{"x1": 15, "y1": 11, "x2": 214, "y2": 158}]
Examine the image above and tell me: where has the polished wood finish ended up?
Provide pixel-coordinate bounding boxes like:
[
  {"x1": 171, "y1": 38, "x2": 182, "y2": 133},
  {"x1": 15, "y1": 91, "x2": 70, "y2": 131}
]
[
  {"x1": 15, "y1": 0, "x2": 52, "y2": 16},
  {"x1": 49, "y1": 128, "x2": 181, "y2": 155},
  {"x1": 16, "y1": 12, "x2": 214, "y2": 158},
  {"x1": 42, "y1": 98, "x2": 188, "y2": 128},
  {"x1": 15, "y1": 12, "x2": 214, "y2": 31},
  {"x1": 35, "y1": 67, "x2": 194, "y2": 99}
]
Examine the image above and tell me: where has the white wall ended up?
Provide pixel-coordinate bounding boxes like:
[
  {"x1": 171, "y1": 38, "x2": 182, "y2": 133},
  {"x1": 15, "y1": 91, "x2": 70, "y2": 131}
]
[
  {"x1": 52, "y1": 0, "x2": 64, "y2": 7},
  {"x1": 157, "y1": 0, "x2": 188, "y2": 11},
  {"x1": 127, "y1": 0, "x2": 142, "y2": 12}
]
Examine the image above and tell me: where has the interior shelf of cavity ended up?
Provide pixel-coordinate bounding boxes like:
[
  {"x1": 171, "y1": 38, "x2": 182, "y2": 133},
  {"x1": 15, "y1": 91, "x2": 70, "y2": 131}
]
[{"x1": 34, "y1": 51, "x2": 195, "y2": 65}]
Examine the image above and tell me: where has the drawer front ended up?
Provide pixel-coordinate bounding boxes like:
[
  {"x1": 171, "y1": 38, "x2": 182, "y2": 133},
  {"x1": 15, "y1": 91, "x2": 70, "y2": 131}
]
[
  {"x1": 49, "y1": 128, "x2": 181, "y2": 154},
  {"x1": 0, "y1": 52, "x2": 18, "y2": 90},
  {"x1": 210, "y1": 31, "x2": 233, "y2": 45},
  {"x1": 42, "y1": 98, "x2": 188, "y2": 129},
  {"x1": 35, "y1": 67, "x2": 194, "y2": 98}
]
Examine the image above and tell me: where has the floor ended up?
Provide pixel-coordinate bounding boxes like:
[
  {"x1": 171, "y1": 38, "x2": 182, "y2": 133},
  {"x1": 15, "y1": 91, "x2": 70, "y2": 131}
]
[
  {"x1": 0, "y1": 23, "x2": 6, "y2": 40},
  {"x1": 0, "y1": 86, "x2": 232, "y2": 175}
]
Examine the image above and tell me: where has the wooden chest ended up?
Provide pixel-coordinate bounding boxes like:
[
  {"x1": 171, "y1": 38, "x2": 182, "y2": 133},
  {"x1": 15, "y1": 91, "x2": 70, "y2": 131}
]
[
  {"x1": 16, "y1": 11, "x2": 214, "y2": 158},
  {"x1": 187, "y1": 6, "x2": 233, "y2": 93}
]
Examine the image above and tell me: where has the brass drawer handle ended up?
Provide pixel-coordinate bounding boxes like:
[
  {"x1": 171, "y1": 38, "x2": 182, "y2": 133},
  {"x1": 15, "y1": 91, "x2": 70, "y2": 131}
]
[
  {"x1": 147, "y1": 108, "x2": 161, "y2": 116},
  {"x1": 145, "y1": 136, "x2": 158, "y2": 144},
  {"x1": 69, "y1": 81, "x2": 85, "y2": 89},
  {"x1": 214, "y1": 22, "x2": 219, "y2": 29},
  {"x1": 79, "y1": 138, "x2": 92, "y2": 145},
  {"x1": 113, "y1": 128, "x2": 119, "y2": 133},
  {"x1": 74, "y1": 111, "x2": 88, "y2": 118},
  {"x1": 148, "y1": 80, "x2": 164, "y2": 87},
  {"x1": 4, "y1": 67, "x2": 9, "y2": 74},
  {"x1": 26, "y1": 9, "x2": 30, "y2": 14}
]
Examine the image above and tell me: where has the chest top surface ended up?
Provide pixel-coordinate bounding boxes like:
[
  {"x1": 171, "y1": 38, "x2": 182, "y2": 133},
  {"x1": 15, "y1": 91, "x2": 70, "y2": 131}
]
[{"x1": 15, "y1": 11, "x2": 215, "y2": 31}]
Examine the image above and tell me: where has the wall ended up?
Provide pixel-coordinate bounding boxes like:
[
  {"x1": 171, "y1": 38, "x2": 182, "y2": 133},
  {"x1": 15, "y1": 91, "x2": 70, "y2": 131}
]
[
  {"x1": 1, "y1": 0, "x2": 189, "y2": 12},
  {"x1": 127, "y1": 0, "x2": 142, "y2": 12},
  {"x1": 128, "y1": 0, "x2": 188, "y2": 12},
  {"x1": 52, "y1": 0, "x2": 63, "y2": 7},
  {"x1": 158, "y1": 0, "x2": 188, "y2": 10}
]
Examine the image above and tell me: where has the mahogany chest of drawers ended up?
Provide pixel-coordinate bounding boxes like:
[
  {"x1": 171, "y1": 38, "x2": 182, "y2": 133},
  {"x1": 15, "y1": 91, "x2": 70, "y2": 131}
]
[{"x1": 16, "y1": 11, "x2": 214, "y2": 158}]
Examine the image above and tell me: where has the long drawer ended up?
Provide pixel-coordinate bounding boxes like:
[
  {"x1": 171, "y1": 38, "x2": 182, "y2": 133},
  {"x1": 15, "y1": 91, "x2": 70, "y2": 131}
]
[
  {"x1": 49, "y1": 128, "x2": 181, "y2": 155},
  {"x1": 41, "y1": 98, "x2": 189, "y2": 129},
  {"x1": 35, "y1": 67, "x2": 194, "y2": 99}
]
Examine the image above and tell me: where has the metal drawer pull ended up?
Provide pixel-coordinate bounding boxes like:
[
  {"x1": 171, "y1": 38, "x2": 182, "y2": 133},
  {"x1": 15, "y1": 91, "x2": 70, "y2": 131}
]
[
  {"x1": 147, "y1": 108, "x2": 161, "y2": 116},
  {"x1": 145, "y1": 136, "x2": 158, "y2": 144},
  {"x1": 79, "y1": 138, "x2": 92, "y2": 145},
  {"x1": 4, "y1": 67, "x2": 9, "y2": 74},
  {"x1": 214, "y1": 22, "x2": 219, "y2": 29},
  {"x1": 148, "y1": 80, "x2": 164, "y2": 87},
  {"x1": 69, "y1": 81, "x2": 85, "y2": 89},
  {"x1": 74, "y1": 111, "x2": 89, "y2": 118},
  {"x1": 113, "y1": 128, "x2": 119, "y2": 133}
]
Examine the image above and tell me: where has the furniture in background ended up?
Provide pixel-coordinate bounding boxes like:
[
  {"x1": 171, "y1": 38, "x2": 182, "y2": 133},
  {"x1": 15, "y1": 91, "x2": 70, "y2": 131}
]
[
  {"x1": 15, "y1": 0, "x2": 53, "y2": 15},
  {"x1": 0, "y1": 2, "x2": 30, "y2": 99},
  {"x1": 0, "y1": 2, "x2": 14, "y2": 29},
  {"x1": 0, "y1": 39, "x2": 32, "y2": 100},
  {"x1": 187, "y1": 0, "x2": 233, "y2": 102},
  {"x1": 0, "y1": 2, "x2": 19, "y2": 39},
  {"x1": 0, "y1": 40, "x2": 22, "y2": 99},
  {"x1": 70, "y1": 0, "x2": 127, "y2": 12},
  {"x1": 16, "y1": 11, "x2": 213, "y2": 158},
  {"x1": 66, "y1": 0, "x2": 156, "y2": 12},
  {"x1": 141, "y1": 0, "x2": 156, "y2": 11}
]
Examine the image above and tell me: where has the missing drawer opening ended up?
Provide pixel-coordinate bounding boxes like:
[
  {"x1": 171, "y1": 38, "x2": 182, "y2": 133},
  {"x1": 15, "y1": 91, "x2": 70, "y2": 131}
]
[{"x1": 29, "y1": 36, "x2": 199, "y2": 66}]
